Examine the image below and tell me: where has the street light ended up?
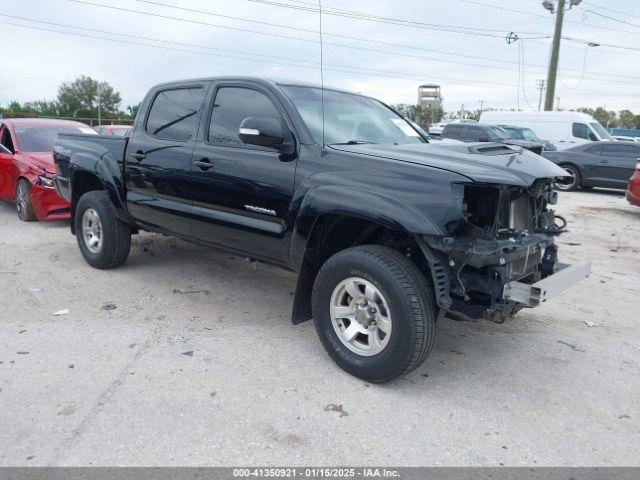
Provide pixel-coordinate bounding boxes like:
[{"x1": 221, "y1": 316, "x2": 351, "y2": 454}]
[{"x1": 542, "y1": 0, "x2": 555, "y2": 13}]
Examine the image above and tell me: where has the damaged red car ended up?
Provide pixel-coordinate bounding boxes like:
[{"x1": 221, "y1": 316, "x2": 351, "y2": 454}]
[
  {"x1": 0, "y1": 118, "x2": 97, "y2": 221},
  {"x1": 627, "y1": 158, "x2": 640, "y2": 207}
]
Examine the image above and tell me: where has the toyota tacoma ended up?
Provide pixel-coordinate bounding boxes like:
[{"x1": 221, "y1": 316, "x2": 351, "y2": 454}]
[{"x1": 54, "y1": 77, "x2": 591, "y2": 382}]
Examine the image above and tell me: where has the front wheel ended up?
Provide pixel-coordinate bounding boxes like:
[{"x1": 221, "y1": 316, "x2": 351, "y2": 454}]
[
  {"x1": 75, "y1": 191, "x2": 131, "y2": 269},
  {"x1": 312, "y1": 245, "x2": 437, "y2": 383},
  {"x1": 16, "y1": 179, "x2": 36, "y2": 222}
]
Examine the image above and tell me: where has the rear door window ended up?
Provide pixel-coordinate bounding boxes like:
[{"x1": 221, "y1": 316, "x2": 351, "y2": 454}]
[
  {"x1": 601, "y1": 144, "x2": 640, "y2": 158},
  {"x1": 444, "y1": 124, "x2": 463, "y2": 139},
  {"x1": 146, "y1": 87, "x2": 205, "y2": 141},
  {"x1": 465, "y1": 127, "x2": 485, "y2": 142}
]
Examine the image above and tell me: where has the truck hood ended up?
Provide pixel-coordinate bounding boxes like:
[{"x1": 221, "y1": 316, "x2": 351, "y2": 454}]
[
  {"x1": 330, "y1": 142, "x2": 568, "y2": 187},
  {"x1": 500, "y1": 139, "x2": 544, "y2": 149}
]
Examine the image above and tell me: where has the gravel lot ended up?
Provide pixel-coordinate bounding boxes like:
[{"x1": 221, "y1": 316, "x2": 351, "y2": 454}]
[{"x1": 1, "y1": 189, "x2": 639, "y2": 466}]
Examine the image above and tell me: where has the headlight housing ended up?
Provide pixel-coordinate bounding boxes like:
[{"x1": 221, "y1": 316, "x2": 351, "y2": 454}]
[{"x1": 37, "y1": 175, "x2": 56, "y2": 189}]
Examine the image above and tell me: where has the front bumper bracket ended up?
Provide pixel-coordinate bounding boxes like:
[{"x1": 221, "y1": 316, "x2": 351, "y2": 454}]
[{"x1": 502, "y1": 261, "x2": 592, "y2": 307}]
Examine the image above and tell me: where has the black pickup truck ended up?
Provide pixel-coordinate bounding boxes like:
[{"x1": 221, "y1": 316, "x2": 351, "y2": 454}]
[{"x1": 54, "y1": 77, "x2": 590, "y2": 382}]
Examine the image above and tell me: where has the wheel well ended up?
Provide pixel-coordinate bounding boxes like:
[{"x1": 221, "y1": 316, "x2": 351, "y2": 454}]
[
  {"x1": 70, "y1": 171, "x2": 104, "y2": 234},
  {"x1": 556, "y1": 162, "x2": 581, "y2": 184},
  {"x1": 291, "y1": 214, "x2": 428, "y2": 324}
]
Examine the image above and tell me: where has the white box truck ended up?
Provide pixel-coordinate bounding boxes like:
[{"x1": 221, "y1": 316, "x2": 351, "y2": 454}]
[{"x1": 479, "y1": 111, "x2": 612, "y2": 150}]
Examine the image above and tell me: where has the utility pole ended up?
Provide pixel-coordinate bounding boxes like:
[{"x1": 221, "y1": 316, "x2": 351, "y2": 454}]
[
  {"x1": 459, "y1": 104, "x2": 464, "y2": 122},
  {"x1": 536, "y1": 80, "x2": 545, "y2": 111},
  {"x1": 479, "y1": 99, "x2": 485, "y2": 114},
  {"x1": 97, "y1": 83, "x2": 102, "y2": 127},
  {"x1": 544, "y1": 0, "x2": 565, "y2": 111}
]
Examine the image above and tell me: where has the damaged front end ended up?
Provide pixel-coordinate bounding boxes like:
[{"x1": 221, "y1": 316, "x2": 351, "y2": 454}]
[{"x1": 420, "y1": 179, "x2": 591, "y2": 323}]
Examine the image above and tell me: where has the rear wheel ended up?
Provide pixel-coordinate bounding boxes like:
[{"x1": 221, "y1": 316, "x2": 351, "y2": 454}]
[
  {"x1": 312, "y1": 245, "x2": 437, "y2": 383},
  {"x1": 554, "y1": 165, "x2": 581, "y2": 191},
  {"x1": 75, "y1": 191, "x2": 131, "y2": 269},
  {"x1": 15, "y1": 179, "x2": 36, "y2": 222}
]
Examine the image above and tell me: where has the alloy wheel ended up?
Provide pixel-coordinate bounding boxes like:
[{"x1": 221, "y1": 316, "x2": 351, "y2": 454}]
[
  {"x1": 82, "y1": 208, "x2": 103, "y2": 254},
  {"x1": 329, "y1": 277, "x2": 392, "y2": 356}
]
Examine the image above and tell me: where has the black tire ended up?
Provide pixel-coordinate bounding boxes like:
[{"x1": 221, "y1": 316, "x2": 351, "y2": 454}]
[
  {"x1": 15, "y1": 178, "x2": 36, "y2": 222},
  {"x1": 75, "y1": 191, "x2": 131, "y2": 269},
  {"x1": 312, "y1": 245, "x2": 437, "y2": 383},
  {"x1": 554, "y1": 164, "x2": 581, "y2": 191}
]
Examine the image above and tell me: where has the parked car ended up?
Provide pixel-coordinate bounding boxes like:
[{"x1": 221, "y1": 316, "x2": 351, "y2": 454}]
[
  {"x1": 542, "y1": 141, "x2": 640, "y2": 191},
  {"x1": 94, "y1": 124, "x2": 131, "y2": 137},
  {"x1": 500, "y1": 125, "x2": 557, "y2": 151},
  {"x1": 626, "y1": 159, "x2": 640, "y2": 207},
  {"x1": 480, "y1": 111, "x2": 612, "y2": 150},
  {"x1": 54, "y1": 77, "x2": 590, "y2": 382},
  {"x1": 0, "y1": 118, "x2": 97, "y2": 221},
  {"x1": 441, "y1": 123, "x2": 544, "y2": 154}
]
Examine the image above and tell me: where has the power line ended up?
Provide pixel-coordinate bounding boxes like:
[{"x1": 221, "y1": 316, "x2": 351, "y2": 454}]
[
  {"x1": 583, "y1": 2, "x2": 640, "y2": 21},
  {"x1": 582, "y1": 8, "x2": 640, "y2": 30},
  {"x1": 0, "y1": 20, "x2": 516, "y2": 89},
  {"x1": 245, "y1": 0, "x2": 548, "y2": 38},
  {"x1": 455, "y1": 0, "x2": 640, "y2": 37},
  {"x1": 65, "y1": 1, "x2": 640, "y2": 83},
  {"x1": 3, "y1": 18, "x2": 638, "y2": 101}
]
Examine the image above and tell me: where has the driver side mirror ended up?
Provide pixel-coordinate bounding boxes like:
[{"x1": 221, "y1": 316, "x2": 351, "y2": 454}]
[
  {"x1": 238, "y1": 117, "x2": 285, "y2": 149},
  {"x1": 478, "y1": 136, "x2": 490, "y2": 142},
  {"x1": 589, "y1": 132, "x2": 597, "y2": 141}
]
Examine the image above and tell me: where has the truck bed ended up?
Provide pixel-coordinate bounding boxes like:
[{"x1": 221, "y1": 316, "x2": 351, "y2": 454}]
[{"x1": 54, "y1": 133, "x2": 128, "y2": 202}]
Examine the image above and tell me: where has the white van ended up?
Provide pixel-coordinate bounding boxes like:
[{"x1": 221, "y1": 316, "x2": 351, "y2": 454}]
[{"x1": 479, "y1": 111, "x2": 612, "y2": 150}]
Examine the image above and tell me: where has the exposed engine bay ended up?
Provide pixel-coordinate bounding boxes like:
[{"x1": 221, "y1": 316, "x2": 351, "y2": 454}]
[{"x1": 420, "y1": 178, "x2": 580, "y2": 323}]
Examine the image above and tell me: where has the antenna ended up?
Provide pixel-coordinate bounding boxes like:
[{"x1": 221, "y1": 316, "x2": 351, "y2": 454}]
[{"x1": 318, "y1": 0, "x2": 325, "y2": 148}]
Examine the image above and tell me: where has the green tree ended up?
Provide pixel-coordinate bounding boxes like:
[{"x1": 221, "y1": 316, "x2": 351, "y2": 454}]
[
  {"x1": 57, "y1": 75, "x2": 121, "y2": 118},
  {"x1": 617, "y1": 110, "x2": 636, "y2": 129}
]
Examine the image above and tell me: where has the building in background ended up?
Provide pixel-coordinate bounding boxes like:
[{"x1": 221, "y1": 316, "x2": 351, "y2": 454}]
[{"x1": 417, "y1": 84, "x2": 443, "y2": 108}]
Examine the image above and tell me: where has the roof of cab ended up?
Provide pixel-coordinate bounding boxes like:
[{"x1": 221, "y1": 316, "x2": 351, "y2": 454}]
[{"x1": 148, "y1": 76, "x2": 360, "y2": 96}]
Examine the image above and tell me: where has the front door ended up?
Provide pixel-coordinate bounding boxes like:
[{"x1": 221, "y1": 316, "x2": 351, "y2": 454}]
[
  {"x1": 598, "y1": 143, "x2": 640, "y2": 188},
  {"x1": 125, "y1": 84, "x2": 208, "y2": 236},
  {"x1": 0, "y1": 125, "x2": 17, "y2": 200},
  {"x1": 190, "y1": 84, "x2": 297, "y2": 264}
]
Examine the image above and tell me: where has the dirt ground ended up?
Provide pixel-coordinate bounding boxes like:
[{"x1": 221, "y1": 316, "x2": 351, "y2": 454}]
[{"x1": 1, "y1": 189, "x2": 639, "y2": 466}]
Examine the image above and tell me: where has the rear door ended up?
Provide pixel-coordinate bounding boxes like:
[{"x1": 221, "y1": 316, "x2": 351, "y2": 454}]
[
  {"x1": 598, "y1": 143, "x2": 640, "y2": 187},
  {"x1": 125, "y1": 83, "x2": 208, "y2": 236},
  {"x1": 189, "y1": 82, "x2": 297, "y2": 264}
]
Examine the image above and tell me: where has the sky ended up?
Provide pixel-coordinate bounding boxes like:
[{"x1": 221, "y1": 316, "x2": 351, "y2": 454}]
[{"x1": 1, "y1": 0, "x2": 639, "y2": 116}]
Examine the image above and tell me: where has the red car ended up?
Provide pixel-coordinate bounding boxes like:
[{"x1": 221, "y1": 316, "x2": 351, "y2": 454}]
[
  {"x1": 0, "y1": 118, "x2": 97, "y2": 221},
  {"x1": 94, "y1": 124, "x2": 131, "y2": 137},
  {"x1": 626, "y1": 158, "x2": 640, "y2": 207}
]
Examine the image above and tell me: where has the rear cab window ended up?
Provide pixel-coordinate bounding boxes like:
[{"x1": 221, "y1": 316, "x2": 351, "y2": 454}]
[{"x1": 145, "y1": 87, "x2": 205, "y2": 141}]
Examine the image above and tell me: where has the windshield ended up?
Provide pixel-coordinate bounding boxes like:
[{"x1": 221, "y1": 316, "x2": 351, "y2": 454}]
[
  {"x1": 281, "y1": 85, "x2": 426, "y2": 145},
  {"x1": 590, "y1": 122, "x2": 612, "y2": 140},
  {"x1": 111, "y1": 128, "x2": 130, "y2": 137},
  {"x1": 487, "y1": 126, "x2": 511, "y2": 141},
  {"x1": 520, "y1": 128, "x2": 540, "y2": 142},
  {"x1": 14, "y1": 124, "x2": 96, "y2": 152}
]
